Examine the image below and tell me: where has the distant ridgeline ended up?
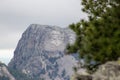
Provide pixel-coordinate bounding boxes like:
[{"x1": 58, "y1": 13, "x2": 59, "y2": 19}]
[{"x1": 0, "y1": 61, "x2": 35, "y2": 80}]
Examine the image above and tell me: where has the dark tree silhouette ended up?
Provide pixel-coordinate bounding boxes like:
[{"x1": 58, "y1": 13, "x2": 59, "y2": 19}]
[{"x1": 67, "y1": 0, "x2": 120, "y2": 73}]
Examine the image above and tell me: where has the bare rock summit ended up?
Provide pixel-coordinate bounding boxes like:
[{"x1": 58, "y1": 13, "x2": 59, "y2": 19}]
[{"x1": 8, "y1": 24, "x2": 77, "y2": 80}]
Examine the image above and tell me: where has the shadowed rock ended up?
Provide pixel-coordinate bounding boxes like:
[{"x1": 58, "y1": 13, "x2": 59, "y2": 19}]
[{"x1": 0, "y1": 62, "x2": 16, "y2": 80}]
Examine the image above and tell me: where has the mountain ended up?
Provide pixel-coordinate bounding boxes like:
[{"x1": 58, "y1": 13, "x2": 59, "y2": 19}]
[
  {"x1": 8, "y1": 24, "x2": 78, "y2": 80},
  {"x1": 0, "y1": 61, "x2": 15, "y2": 80},
  {"x1": 0, "y1": 61, "x2": 36, "y2": 80}
]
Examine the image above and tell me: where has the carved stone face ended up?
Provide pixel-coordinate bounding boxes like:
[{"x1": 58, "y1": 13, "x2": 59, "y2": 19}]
[
  {"x1": 50, "y1": 31, "x2": 64, "y2": 46},
  {"x1": 44, "y1": 30, "x2": 65, "y2": 51}
]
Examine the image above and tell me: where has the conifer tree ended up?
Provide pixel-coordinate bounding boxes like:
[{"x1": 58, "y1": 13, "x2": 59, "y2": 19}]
[{"x1": 67, "y1": 0, "x2": 120, "y2": 73}]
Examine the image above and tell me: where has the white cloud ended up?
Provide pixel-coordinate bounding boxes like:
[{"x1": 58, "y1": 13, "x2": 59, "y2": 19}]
[
  {"x1": 0, "y1": 26, "x2": 22, "y2": 49},
  {"x1": 0, "y1": 0, "x2": 85, "y2": 28},
  {"x1": 0, "y1": 49, "x2": 14, "y2": 64},
  {"x1": 0, "y1": 0, "x2": 82, "y2": 16}
]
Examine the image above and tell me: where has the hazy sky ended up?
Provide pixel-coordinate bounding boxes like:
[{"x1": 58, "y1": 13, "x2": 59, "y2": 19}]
[{"x1": 0, "y1": 0, "x2": 86, "y2": 64}]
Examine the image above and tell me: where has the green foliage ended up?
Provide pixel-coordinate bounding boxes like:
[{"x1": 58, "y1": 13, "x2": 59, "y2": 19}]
[{"x1": 67, "y1": 0, "x2": 120, "y2": 73}]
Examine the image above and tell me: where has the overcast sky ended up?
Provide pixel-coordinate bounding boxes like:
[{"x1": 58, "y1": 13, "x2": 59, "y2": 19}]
[{"x1": 0, "y1": 0, "x2": 86, "y2": 64}]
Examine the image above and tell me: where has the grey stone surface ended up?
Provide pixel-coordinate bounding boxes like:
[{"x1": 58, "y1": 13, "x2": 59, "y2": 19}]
[
  {"x1": 8, "y1": 24, "x2": 77, "y2": 80},
  {"x1": 0, "y1": 62, "x2": 16, "y2": 80},
  {"x1": 72, "y1": 61, "x2": 120, "y2": 80},
  {"x1": 92, "y1": 61, "x2": 120, "y2": 80}
]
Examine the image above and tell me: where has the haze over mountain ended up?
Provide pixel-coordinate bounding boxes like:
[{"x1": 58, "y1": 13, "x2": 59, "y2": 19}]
[{"x1": 0, "y1": 49, "x2": 14, "y2": 64}]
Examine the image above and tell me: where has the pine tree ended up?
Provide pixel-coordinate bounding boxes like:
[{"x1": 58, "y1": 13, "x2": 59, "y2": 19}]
[{"x1": 67, "y1": 0, "x2": 120, "y2": 73}]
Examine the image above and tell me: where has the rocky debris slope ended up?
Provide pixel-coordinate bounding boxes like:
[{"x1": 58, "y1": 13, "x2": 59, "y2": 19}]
[
  {"x1": 8, "y1": 24, "x2": 78, "y2": 80},
  {"x1": 92, "y1": 61, "x2": 120, "y2": 80},
  {"x1": 71, "y1": 61, "x2": 120, "y2": 80},
  {"x1": 0, "y1": 62, "x2": 16, "y2": 80}
]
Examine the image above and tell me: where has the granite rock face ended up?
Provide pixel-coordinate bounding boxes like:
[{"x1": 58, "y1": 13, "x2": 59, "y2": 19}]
[
  {"x1": 8, "y1": 24, "x2": 77, "y2": 80},
  {"x1": 72, "y1": 61, "x2": 120, "y2": 80},
  {"x1": 92, "y1": 61, "x2": 120, "y2": 80}
]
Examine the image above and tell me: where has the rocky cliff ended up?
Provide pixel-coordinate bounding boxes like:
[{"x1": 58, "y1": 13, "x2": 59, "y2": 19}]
[
  {"x1": 8, "y1": 24, "x2": 78, "y2": 80},
  {"x1": 0, "y1": 62, "x2": 16, "y2": 80}
]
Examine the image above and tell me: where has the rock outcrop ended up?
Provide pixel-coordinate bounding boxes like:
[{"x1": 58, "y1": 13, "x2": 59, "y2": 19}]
[
  {"x1": 0, "y1": 62, "x2": 16, "y2": 80},
  {"x1": 8, "y1": 24, "x2": 78, "y2": 80},
  {"x1": 92, "y1": 61, "x2": 120, "y2": 80},
  {"x1": 71, "y1": 61, "x2": 120, "y2": 80}
]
